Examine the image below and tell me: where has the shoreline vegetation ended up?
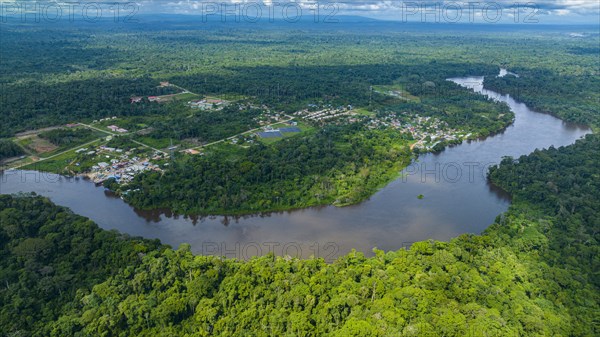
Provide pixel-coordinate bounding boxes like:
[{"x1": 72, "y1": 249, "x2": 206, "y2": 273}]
[
  {"x1": 1, "y1": 114, "x2": 503, "y2": 218},
  {"x1": 109, "y1": 118, "x2": 511, "y2": 216},
  {"x1": 3, "y1": 79, "x2": 515, "y2": 216},
  {"x1": 2, "y1": 130, "x2": 599, "y2": 335},
  {"x1": 0, "y1": 18, "x2": 598, "y2": 336},
  {"x1": 106, "y1": 75, "x2": 514, "y2": 215}
]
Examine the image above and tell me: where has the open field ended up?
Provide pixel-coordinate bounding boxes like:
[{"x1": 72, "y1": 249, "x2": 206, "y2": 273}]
[
  {"x1": 16, "y1": 135, "x2": 58, "y2": 155},
  {"x1": 257, "y1": 121, "x2": 315, "y2": 144},
  {"x1": 133, "y1": 136, "x2": 177, "y2": 150},
  {"x1": 373, "y1": 84, "x2": 421, "y2": 102},
  {"x1": 153, "y1": 92, "x2": 200, "y2": 103},
  {"x1": 20, "y1": 138, "x2": 105, "y2": 173},
  {"x1": 352, "y1": 108, "x2": 376, "y2": 117},
  {"x1": 14, "y1": 126, "x2": 106, "y2": 158}
]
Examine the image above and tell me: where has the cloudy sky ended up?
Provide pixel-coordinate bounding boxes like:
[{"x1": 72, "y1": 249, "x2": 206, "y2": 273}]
[
  {"x1": 4, "y1": 0, "x2": 600, "y2": 24},
  {"x1": 137, "y1": 0, "x2": 599, "y2": 23}
]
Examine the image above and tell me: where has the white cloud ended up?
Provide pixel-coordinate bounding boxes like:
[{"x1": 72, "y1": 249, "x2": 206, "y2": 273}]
[
  {"x1": 554, "y1": 9, "x2": 572, "y2": 16},
  {"x1": 3, "y1": 0, "x2": 598, "y2": 23}
]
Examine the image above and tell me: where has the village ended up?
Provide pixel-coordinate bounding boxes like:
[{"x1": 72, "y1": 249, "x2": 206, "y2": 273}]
[
  {"x1": 75, "y1": 106, "x2": 467, "y2": 186},
  {"x1": 5, "y1": 79, "x2": 473, "y2": 186},
  {"x1": 78, "y1": 144, "x2": 166, "y2": 185},
  {"x1": 366, "y1": 113, "x2": 470, "y2": 150},
  {"x1": 293, "y1": 105, "x2": 356, "y2": 123},
  {"x1": 293, "y1": 103, "x2": 469, "y2": 150}
]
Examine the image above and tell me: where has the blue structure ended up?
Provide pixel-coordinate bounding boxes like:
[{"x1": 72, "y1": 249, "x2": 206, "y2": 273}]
[{"x1": 257, "y1": 131, "x2": 283, "y2": 138}]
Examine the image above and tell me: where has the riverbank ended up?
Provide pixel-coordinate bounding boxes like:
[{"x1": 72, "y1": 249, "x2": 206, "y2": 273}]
[{"x1": 0, "y1": 73, "x2": 591, "y2": 258}]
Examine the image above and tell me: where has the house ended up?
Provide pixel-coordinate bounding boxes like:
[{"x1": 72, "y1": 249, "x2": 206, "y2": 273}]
[
  {"x1": 185, "y1": 149, "x2": 201, "y2": 155},
  {"x1": 130, "y1": 96, "x2": 143, "y2": 103},
  {"x1": 107, "y1": 125, "x2": 127, "y2": 133},
  {"x1": 189, "y1": 100, "x2": 204, "y2": 108},
  {"x1": 189, "y1": 98, "x2": 226, "y2": 110},
  {"x1": 205, "y1": 98, "x2": 223, "y2": 104},
  {"x1": 160, "y1": 81, "x2": 170, "y2": 87},
  {"x1": 189, "y1": 99, "x2": 215, "y2": 110},
  {"x1": 100, "y1": 146, "x2": 116, "y2": 152}
]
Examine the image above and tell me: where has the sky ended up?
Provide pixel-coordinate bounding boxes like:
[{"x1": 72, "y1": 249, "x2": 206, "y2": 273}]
[
  {"x1": 141, "y1": 0, "x2": 599, "y2": 24},
  {"x1": 2, "y1": 0, "x2": 599, "y2": 24}
]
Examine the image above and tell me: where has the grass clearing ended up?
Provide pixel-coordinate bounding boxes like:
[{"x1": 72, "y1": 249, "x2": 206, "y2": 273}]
[
  {"x1": 353, "y1": 108, "x2": 375, "y2": 117},
  {"x1": 134, "y1": 136, "x2": 176, "y2": 150},
  {"x1": 22, "y1": 149, "x2": 79, "y2": 173},
  {"x1": 16, "y1": 135, "x2": 57, "y2": 155},
  {"x1": 373, "y1": 84, "x2": 420, "y2": 102},
  {"x1": 173, "y1": 92, "x2": 201, "y2": 102},
  {"x1": 257, "y1": 120, "x2": 315, "y2": 144}
]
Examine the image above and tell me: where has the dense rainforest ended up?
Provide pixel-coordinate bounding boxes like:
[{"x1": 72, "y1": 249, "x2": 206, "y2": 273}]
[
  {"x1": 1, "y1": 16, "x2": 599, "y2": 337},
  {"x1": 0, "y1": 76, "x2": 172, "y2": 138},
  {"x1": 5, "y1": 19, "x2": 596, "y2": 138},
  {"x1": 1, "y1": 132, "x2": 598, "y2": 336},
  {"x1": 484, "y1": 69, "x2": 600, "y2": 126},
  {"x1": 38, "y1": 128, "x2": 97, "y2": 147},
  {"x1": 0, "y1": 140, "x2": 24, "y2": 162},
  {"x1": 1, "y1": 20, "x2": 525, "y2": 213}
]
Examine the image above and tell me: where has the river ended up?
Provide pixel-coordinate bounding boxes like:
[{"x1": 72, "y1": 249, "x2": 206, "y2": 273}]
[{"x1": 0, "y1": 71, "x2": 591, "y2": 261}]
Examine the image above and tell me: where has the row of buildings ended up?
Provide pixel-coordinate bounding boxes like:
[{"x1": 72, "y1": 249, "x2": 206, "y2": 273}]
[{"x1": 294, "y1": 108, "x2": 356, "y2": 123}]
